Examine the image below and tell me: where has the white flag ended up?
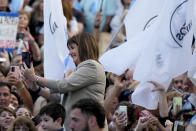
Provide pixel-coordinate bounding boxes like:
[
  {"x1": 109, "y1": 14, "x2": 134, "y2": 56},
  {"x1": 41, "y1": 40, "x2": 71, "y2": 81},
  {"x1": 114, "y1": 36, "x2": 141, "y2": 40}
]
[
  {"x1": 132, "y1": 0, "x2": 194, "y2": 109},
  {"x1": 44, "y1": 0, "x2": 75, "y2": 80},
  {"x1": 99, "y1": 0, "x2": 164, "y2": 75},
  {"x1": 124, "y1": 0, "x2": 165, "y2": 40},
  {"x1": 188, "y1": 0, "x2": 196, "y2": 79}
]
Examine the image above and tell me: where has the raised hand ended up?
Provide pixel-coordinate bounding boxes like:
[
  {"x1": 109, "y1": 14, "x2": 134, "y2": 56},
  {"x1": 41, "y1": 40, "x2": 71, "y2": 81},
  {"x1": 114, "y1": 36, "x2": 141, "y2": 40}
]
[
  {"x1": 114, "y1": 74, "x2": 126, "y2": 90},
  {"x1": 21, "y1": 62, "x2": 36, "y2": 82},
  {"x1": 22, "y1": 28, "x2": 35, "y2": 43},
  {"x1": 135, "y1": 117, "x2": 150, "y2": 131},
  {"x1": 165, "y1": 120, "x2": 173, "y2": 131},
  {"x1": 113, "y1": 111, "x2": 128, "y2": 130},
  {"x1": 5, "y1": 72, "x2": 18, "y2": 86},
  {"x1": 149, "y1": 81, "x2": 165, "y2": 92}
]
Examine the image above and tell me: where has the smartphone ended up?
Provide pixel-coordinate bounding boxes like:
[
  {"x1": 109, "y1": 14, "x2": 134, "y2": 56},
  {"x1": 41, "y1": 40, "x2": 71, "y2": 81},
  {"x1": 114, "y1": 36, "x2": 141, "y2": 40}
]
[
  {"x1": 173, "y1": 121, "x2": 185, "y2": 131},
  {"x1": 173, "y1": 97, "x2": 182, "y2": 115},
  {"x1": 118, "y1": 106, "x2": 128, "y2": 125},
  {"x1": 22, "y1": 52, "x2": 31, "y2": 68},
  {"x1": 16, "y1": 33, "x2": 24, "y2": 40},
  {"x1": 9, "y1": 66, "x2": 20, "y2": 79}
]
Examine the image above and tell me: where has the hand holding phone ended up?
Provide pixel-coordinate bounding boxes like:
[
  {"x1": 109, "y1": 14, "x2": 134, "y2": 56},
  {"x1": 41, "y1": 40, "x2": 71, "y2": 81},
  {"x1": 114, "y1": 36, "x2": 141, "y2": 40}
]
[
  {"x1": 22, "y1": 52, "x2": 31, "y2": 68},
  {"x1": 16, "y1": 33, "x2": 24, "y2": 40},
  {"x1": 173, "y1": 121, "x2": 185, "y2": 131},
  {"x1": 118, "y1": 106, "x2": 128, "y2": 126},
  {"x1": 9, "y1": 66, "x2": 20, "y2": 79}
]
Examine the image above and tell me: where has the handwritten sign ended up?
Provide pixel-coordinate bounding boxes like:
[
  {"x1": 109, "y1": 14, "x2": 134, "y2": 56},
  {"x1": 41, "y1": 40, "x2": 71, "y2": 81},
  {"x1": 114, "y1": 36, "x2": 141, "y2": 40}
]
[{"x1": 0, "y1": 12, "x2": 19, "y2": 52}]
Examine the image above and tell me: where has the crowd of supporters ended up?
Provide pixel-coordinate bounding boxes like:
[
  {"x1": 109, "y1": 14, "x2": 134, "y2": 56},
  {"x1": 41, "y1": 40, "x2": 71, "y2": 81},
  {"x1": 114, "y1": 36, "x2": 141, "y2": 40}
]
[{"x1": 0, "y1": 0, "x2": 196, "y2": 131}]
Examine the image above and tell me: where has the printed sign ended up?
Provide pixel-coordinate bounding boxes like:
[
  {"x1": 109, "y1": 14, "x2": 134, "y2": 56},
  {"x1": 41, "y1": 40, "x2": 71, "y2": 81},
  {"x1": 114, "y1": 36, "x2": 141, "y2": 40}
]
[{"x1": 0, "y1": 12, "x2": 19, "y2": 52}]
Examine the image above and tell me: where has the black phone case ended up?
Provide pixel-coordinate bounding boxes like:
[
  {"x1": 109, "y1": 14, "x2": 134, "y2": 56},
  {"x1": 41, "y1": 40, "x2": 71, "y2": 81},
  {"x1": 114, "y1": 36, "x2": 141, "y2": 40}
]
[{"x1": 22, "y1": 52, "x2": 31, "y2": 68}]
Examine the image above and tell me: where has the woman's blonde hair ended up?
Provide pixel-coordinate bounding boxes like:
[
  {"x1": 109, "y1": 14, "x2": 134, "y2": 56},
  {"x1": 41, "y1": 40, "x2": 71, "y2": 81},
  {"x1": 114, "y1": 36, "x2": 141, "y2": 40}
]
[{"x1": 18, "y1": 10, "x2": 31, "y2": 21}]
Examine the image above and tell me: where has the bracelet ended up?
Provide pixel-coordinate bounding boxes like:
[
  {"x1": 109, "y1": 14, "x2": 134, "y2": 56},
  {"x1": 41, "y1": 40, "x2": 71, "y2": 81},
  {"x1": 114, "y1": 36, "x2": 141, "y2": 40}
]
[
  {"x1": 34, "y1": 86, "x2": 42, "y2": 94},
  {"x1": 35, "y1": 76, "x2": 40, "y2": 84},
  {"x1": 18, "y1": 84, "x2": 25, "y2": 91}
]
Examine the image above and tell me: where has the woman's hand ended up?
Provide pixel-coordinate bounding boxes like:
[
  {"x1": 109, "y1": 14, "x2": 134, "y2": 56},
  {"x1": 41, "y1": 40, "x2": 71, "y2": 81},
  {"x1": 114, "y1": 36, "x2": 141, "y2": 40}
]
[
  {"x1": 149, "y1": 81, "x2": 169, "y2": 117},
  {"x1": 114, "y1": 74, "x2": 126, "y2": 91},
  {"x1": 5, "y1": 72, "x2": 18, "y2": 86},
  {"x1": 0, "y1": 49, "x2": 10, "y2": 70},
  {"x1": 134, "y1": 117, "x2": 149, "y2": 131},
  {"x1": 22, "y1": 63, "x2": 36, "y2": 82},
  {"x1": 23, "y1": 78, "x2": 39, "y2": 91},
  {"x1": 113, "y1": 111, "x2": 128, "y2": 130},
  {"x1": 149, "y1": 81, "x2": 165, "y2": 93},
  {"x1": 148, "y1": 115, "x2": 166, "y2": 131},
  {"x1": 148, "y1": 115, "x2": 160, "y2": 126},
  {"x1": 165, "y1": 120, "x2": 173, "y2": 131},
  {"x1": 22, "y1": 28, "x2": 35, "y2": 43}
]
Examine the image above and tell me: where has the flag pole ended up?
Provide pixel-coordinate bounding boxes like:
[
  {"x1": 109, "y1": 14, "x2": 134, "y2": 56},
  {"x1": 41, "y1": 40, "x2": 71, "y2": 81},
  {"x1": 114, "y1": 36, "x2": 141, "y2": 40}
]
[
  {"x1": 100, "y1": 0, "x2": 104, "y2": 12},
  {"x1": 103, "y1": 22, "x2": 124, "y2": 53}
]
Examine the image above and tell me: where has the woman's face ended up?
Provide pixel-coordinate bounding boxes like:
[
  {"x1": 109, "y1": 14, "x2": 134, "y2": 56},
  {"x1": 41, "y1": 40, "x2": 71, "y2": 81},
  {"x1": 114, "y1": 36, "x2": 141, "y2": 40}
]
[
  {"x1": 19, "y1": 14, "x2": 29, "y2": 29},
  {"x1": 69, "y1": 43, "x2": 81, "y2": 65},
  {"x1": 10, "y1": 94, "x2": 19, "y2": 108},
  {"x1": 0, "y1": 111, "x2": 15, "y2": 129},
  {"x1": 14, "y1": 124, "x2": 29, "y2": 131},
  {"x1": 16, "y1": 108, "x2": 31, "y2": 119}
]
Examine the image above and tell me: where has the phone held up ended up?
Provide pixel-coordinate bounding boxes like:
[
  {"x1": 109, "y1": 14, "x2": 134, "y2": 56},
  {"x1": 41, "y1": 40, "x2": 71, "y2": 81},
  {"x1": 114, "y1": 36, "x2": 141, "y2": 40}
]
[
  {"x1": 173, "y1": 97, "x2": 182, "y2": 115},
  {"x1": 173, "y1": 121, "x2": 185, "y2": 131},
  {"x1": 118, "y1": 105, "x2": 128, "y2": 126},
  {"x1": 22, "y1": 52, "x2": 31, "y2": 68},
  {"x1": 9, "y1": 66, "x2": 20, "y2": 79},
  {"x1": 16, "y1": 33, "x2": 24, "y2": 40}
]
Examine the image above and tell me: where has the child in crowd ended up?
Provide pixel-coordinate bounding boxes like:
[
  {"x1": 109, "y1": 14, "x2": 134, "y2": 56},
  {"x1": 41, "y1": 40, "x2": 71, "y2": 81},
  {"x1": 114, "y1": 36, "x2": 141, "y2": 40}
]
[{"x1": 37, "y1": 103, "x2": 66, "y2": 131}]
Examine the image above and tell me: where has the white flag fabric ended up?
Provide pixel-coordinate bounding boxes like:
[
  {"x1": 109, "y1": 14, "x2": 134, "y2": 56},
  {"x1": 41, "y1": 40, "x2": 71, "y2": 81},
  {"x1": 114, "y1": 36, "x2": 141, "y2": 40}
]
[
  {"x1": 99, "y1": 32, "x2": 144, "y2": 75},
  {"x1": 44, "y1": 0, "x2": 75, "y2": 80},
  {"x1": 124, "y1": 0, "x2": 165, "y2": 40},
  {"x1": 188, "y1": 48, "x2": 196, "y2": 78},
  {"x1": 188, "y1": 0, "x2": 196, "y2": 79},
  {"x1": 99, "y1": 0, "x2": 164, "y2": 75},
  {"x1": 132, "y1": 0, "x2": 194, "y2": 109},
  {"x1": 100, "y1": 0, "x2": 194, "y2": 109}
]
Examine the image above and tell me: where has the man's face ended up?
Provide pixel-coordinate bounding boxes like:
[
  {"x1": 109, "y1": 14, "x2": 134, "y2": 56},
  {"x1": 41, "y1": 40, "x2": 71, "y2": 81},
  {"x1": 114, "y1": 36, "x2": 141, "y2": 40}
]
[
  {"x1": 40, "y1": 114, "x2": 59, "y2": 131},
  {"x1": 69, "y1": 108, "x2": 90, "y2": 131},
  {"x1": 0, "y1": 86, "x2": 11, "y2": 108}
]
